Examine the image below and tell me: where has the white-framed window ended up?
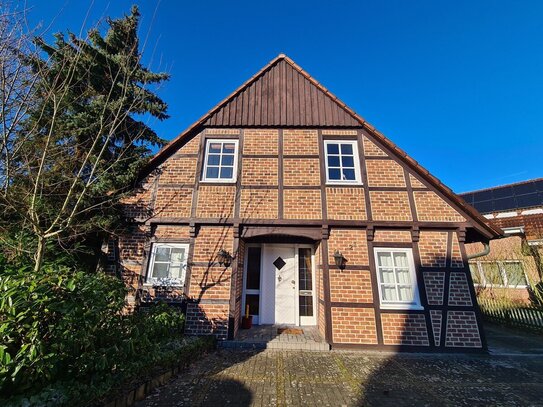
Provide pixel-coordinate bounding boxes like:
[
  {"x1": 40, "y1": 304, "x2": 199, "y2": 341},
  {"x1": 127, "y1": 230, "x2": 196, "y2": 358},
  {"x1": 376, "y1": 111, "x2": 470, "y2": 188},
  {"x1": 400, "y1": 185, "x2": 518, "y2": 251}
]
[
  {"x1": 469, "y1": 260, "x2": 528, "y2": 288},
  {"x1": 202, "y1": 139, "x2": 239, "y2": 182},
  {"x1": 374, "y1": 248, "x2": 422, "y2": 309},
  {"x1": 146, "y1": 243, "x2": 189, "y2": 287},
  {"x1": 323, "y1": 140, "x2": 362, "y2": 184}
]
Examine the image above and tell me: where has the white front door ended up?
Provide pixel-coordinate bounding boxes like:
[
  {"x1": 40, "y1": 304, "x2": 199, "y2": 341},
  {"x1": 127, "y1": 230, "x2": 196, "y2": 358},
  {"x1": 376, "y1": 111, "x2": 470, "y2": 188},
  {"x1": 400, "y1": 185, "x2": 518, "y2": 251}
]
[
  {"x1": 271, "y1": 246, "x2": 297, "y2": 325},
  {"x1": 245, "y1": 244, "x2": 316, "y2": 326}
]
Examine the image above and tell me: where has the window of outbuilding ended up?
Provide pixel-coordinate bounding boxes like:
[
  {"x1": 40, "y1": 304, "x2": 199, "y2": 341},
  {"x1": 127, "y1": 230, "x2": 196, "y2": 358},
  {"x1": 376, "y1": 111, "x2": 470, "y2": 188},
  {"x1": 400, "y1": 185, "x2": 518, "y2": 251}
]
[
  {"x1": 323, "y1": 140, "x2": 361, "y2": 184},
  {"x1": 202, "y1": 139, "x2": 239, "y2": 182}
]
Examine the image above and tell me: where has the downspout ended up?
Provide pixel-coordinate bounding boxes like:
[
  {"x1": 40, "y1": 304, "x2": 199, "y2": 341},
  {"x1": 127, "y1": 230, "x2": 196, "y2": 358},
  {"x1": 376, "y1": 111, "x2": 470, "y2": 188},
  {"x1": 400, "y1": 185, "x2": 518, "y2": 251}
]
[{"x1": 467, "y1": 241, "x2": 490, "y2": 260}]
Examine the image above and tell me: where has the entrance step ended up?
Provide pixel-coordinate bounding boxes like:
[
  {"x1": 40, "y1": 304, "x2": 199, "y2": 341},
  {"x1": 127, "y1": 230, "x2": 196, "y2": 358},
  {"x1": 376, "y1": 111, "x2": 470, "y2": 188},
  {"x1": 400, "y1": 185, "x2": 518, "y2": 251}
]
[{"x1": 219, "y1": 325, "x2": 330, "y2": 351}]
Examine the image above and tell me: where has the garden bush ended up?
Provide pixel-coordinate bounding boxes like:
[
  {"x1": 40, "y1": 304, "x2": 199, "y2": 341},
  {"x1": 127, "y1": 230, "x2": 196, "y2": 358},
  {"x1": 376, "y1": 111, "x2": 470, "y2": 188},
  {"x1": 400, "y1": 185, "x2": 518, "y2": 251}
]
[{"x1": 0, "y1": 257, "x2": 204, "y2": 406}]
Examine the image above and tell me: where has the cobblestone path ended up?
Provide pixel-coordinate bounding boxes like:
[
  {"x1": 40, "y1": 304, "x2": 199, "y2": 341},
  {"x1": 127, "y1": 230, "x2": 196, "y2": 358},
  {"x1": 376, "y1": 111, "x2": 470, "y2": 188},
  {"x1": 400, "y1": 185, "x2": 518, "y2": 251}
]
[{"x1": 136, "y1": 348, "x2": 543, "y2": 406}]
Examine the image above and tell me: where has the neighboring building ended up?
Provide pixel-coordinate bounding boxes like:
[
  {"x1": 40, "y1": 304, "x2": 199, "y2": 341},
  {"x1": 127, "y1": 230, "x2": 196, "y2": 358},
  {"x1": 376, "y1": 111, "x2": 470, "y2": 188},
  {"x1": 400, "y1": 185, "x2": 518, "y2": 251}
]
[
  {"x1": 117, "y1": 54, "x2": 500, "y2": 351},
  {"x1": 461, "y1": 179, "x2": 543, "y2": 303}
]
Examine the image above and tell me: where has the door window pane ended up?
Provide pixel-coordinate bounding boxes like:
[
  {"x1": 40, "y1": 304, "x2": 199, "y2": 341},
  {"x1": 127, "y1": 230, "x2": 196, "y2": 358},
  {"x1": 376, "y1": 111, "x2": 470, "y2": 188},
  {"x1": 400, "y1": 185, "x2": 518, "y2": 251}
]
[
  {"x1": 246, "y1": 247, "x2": 261, "y2": 290},
  {"x1": 299, "y1": 295, "x2": 313, "y2": 317},
  {"x1": 245, "y1": 294, "x2": 259, "y2": 316},
  {"x1": 298, "y1": 248, "x2": 314, "y2": 317}
]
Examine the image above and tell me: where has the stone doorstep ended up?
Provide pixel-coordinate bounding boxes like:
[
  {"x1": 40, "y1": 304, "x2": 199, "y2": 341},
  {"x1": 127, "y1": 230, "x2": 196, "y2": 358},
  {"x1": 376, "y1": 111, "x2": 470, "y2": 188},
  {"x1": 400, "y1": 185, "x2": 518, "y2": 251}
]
[{"x1": 218, "y1": 340, "x2": 330, "y2": 351}]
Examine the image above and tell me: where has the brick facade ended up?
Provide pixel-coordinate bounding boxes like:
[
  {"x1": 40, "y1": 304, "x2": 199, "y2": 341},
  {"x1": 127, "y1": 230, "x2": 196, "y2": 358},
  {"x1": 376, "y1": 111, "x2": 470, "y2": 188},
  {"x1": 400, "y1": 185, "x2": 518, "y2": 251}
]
[{"x1": 118, "y1": 57, "x2": 491, "y2": 351}]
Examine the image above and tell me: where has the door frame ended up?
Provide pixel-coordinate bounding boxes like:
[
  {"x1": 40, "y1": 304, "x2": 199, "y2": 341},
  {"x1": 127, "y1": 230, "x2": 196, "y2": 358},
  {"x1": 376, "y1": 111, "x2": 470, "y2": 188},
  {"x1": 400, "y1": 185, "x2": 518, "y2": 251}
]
[{"x1": 241, "y1": 243, "x2": 317, "y2": 326}]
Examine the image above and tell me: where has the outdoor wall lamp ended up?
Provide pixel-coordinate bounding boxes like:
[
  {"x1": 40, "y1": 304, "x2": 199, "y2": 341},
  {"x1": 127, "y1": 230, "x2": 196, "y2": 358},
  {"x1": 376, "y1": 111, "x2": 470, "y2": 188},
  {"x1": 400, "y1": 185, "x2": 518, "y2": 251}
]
[
  {"x1": 333, "y1": 250, "x2": 347, "y2": 270},
  {"x1": 217, "y1": 249, "x2": 233, "y2": 267}
]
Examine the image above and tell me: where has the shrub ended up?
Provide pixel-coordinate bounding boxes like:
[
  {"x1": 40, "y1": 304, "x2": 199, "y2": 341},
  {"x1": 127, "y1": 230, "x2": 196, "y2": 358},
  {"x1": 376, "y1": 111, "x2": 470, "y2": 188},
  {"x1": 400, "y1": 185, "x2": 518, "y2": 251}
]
[{"x1": 0, "y1": 259, "x2": 190, "y2": 405}]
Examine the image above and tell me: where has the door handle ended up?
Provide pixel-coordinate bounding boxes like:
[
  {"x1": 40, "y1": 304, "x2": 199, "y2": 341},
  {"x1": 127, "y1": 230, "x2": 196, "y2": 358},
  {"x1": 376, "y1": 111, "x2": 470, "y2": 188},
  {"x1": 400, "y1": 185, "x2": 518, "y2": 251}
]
[
  {"x1": 291, "y1": 280, "x2": 295, "y2": 284},
  {"x1": 278, "y1": 276, "x2": 282, "y2": 282}
]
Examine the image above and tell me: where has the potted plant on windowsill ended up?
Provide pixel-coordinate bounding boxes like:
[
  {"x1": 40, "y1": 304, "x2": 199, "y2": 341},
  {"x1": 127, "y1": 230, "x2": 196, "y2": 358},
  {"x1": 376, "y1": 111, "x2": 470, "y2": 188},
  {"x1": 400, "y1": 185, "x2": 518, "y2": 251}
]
[{"x1": 241, "y1": 305, "x2": 253, "y2": 329}]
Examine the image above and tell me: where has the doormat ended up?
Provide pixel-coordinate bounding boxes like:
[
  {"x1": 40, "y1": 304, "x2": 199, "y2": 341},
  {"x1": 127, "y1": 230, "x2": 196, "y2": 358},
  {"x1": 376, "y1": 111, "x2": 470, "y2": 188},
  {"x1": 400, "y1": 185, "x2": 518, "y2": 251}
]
[{"x1": 277, "y1": 327, "x2": 304, "y2": 335}]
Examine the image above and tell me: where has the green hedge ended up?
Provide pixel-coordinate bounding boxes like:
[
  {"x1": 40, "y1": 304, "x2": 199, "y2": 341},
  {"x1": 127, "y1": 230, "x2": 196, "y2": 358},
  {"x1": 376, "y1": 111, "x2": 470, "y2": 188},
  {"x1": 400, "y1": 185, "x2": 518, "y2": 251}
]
[{"x1": 0, "y1": 261, "x2": 213, "y2": 406}]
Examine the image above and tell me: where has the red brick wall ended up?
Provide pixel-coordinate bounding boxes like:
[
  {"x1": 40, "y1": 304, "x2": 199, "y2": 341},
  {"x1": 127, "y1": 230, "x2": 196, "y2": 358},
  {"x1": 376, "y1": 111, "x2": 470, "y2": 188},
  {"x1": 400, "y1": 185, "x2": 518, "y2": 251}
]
[
  {"x1": 283, "y1": 189, "x2": 322, "y2": 219},
  {"x1": 370, "y1": 191, "x2": 412, "y2": 221},
  {"x1": 381, "y1": 313, "x2": 429, "y2": 346},
  {"x1": 326, "y1": 188, "x2": 367, "y2": 220},
  {"x1": 283, "y1": 158, "x2": 320, "y2": 186},
  {"x1": 331, "y1": 307, "x2": 378, "y2": 344},
  {"x1": 365, "y1": 159, "x2": 406, "y2": 187}
]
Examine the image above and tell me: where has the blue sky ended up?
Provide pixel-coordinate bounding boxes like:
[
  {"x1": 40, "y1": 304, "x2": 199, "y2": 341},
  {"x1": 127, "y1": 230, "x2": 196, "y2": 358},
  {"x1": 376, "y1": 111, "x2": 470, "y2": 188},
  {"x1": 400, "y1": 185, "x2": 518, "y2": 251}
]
[{"x1": 24, "y1": 0, "x2": 543, "y2": 193}]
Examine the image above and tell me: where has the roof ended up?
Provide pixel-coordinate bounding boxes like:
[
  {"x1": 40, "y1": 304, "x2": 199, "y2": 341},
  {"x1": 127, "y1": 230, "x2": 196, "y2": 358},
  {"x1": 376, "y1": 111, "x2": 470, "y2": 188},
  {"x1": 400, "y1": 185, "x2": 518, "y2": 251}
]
[
  {"x1": 460, "y1": 178, "x2": 543, "y2": 214},
  {"x1": 142, "y1": 54, "x2": 502, "y2": 240}
]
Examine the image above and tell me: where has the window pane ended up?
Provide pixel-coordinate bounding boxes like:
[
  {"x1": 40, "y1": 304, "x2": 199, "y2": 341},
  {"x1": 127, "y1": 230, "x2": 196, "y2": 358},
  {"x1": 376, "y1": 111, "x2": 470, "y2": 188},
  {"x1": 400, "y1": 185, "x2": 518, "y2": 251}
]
[
  {"x1": 170, "y1": 248, "x2": 185, "y2": 264},
  {"x1": 155, "y1": 247, "x2": 170, "y2": 262},
  {"x1": 169, "y1": 265, "x2": 183, "y2": 279},
  {"x1": 327, "y1": 155, "x2": 340, "y2": 167},
  {"x1": 298, "y1": 248, "x2": 313, "y2": 291},
  {"x1": 245, "y1": 294, "x2": 259, "y2": 316},
  {"x1": 393, "y1": 253, "x2": 408, "y2": 268},
  {"x1": 222, "y1": 143, "x2": 236, "y2": 153},
  {"x1": 209, "y1": 143, "x2": 222, "y2": 153},
  {"x1": 503, "y1": 262, "x2": 526, "y2": 286},
  {"x1": 246, "y1": 247, "x2": 261, "y2": 290},
  {"x1": 207, "y1": 154, "x2": 220, "y2": 165},
  {"x1": 341, "y1": 155, "x2": 354, "y2": 168},
  {"x1": 481, "y1": 263, "x2": 503, "y2": 285},
  {"x1": 220, "y1": 167, "x2": 233, "y2": 179},
  {"x1": 327, "y1": 143, "x2": 339, "y2": 154},
  {"x1": 221, "y1": 154, "x2": 234, "y2": 166},
  {"x1": 377, "y1": 252, "x2": 393, "y2": 267},
  {"x1": 469, "y1": 264, "x2": 481, "y2": 284},
  {"x1": 398, "y1": 285, "x2": 413, "y2": 301},
  {"x1": 152, "y1": 262, "x2": 169, "y2": 279},
  {"x1": 380, "y1": 269, "x2": 395, "y2": 284},
  {"x1": 299, "y1": 295, "x2": 313, "y2": 317},
  {"x1": 382, "y1": 285, "x2": 398, "y2": 301},
  {"x1": 328, "y1": 168, "x2": 341, "y2": 180},
  {"x1": 342, "y1": 168, "x2": 356, "y2": 180},
  {"x1": 206, "y1": 166, "x2": 219, "y2": 179},
  {"x1": 396, "y1": 269, "x2": 411, "y2": 284},
  {"x1": 340, "y1": 143, "x2": 353, "y2": 154}
]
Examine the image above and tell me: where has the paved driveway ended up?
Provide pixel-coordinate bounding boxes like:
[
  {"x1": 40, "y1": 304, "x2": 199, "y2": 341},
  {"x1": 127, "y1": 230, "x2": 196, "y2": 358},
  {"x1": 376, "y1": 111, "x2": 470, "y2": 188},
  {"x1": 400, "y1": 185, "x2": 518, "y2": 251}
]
[{"x1": 137, "y1": 324, "x2": 543, "y2": 406}]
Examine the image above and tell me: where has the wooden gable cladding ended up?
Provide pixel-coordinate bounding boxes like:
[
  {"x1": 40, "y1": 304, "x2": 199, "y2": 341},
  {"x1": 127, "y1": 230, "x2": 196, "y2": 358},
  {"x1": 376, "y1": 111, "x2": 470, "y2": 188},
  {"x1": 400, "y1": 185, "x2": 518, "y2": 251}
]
[{"x1": 204, "y1": 59, "x2": 360, "y2": 128}]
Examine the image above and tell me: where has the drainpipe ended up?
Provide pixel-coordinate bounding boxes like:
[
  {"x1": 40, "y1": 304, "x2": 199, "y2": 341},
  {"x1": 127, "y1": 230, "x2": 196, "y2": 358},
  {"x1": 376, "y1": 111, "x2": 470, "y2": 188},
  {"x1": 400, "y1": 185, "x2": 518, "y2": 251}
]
[{"x1": 467, "y1": 242, "x2": 490, "y2": 260}]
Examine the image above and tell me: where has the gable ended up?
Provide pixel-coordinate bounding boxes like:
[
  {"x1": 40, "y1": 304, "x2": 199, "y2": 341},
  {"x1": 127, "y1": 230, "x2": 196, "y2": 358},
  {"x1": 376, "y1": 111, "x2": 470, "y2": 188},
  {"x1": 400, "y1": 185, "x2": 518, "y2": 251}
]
[
  {"x1": 204, "y1": 59, "x2": 360, "y2": 127},
  {"x1": 141, "y1": 54, "x2": 501, "y2": 241}
]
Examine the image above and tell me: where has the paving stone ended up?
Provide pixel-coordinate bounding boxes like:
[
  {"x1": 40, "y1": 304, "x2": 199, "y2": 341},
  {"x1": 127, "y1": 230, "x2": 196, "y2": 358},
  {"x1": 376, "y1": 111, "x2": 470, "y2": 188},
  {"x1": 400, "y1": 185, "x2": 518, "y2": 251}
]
[{"x1": 135, "y1": 346, "x2": 543, "y2": 407}]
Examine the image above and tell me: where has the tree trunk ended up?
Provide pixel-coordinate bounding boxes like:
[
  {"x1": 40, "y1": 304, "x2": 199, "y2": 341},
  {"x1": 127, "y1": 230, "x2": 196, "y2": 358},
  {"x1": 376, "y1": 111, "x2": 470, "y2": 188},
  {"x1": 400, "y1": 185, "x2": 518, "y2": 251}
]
[{"x1": 34, "y1": 236, "x2": 45, "y2": 273}]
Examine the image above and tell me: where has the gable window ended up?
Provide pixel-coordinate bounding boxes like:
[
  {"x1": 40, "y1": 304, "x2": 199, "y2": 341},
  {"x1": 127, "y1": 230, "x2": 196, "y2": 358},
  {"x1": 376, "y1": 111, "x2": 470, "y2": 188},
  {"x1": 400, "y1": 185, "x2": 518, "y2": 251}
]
[
  {"x1": 202, "y1": 139, "x2": 239, "y2": 182},
  {"x1": 374, "y1": 248, "x2": 422, "y2": 309},
  {"x1": 469, "y1": 261, "x2": 527, "y2": 288},
  {"x1": 324, "y1": 140, "x2": 361, "y2": 184},
  {"x1": 147, "y1": 243, "x2": 189, "y2": 286}
]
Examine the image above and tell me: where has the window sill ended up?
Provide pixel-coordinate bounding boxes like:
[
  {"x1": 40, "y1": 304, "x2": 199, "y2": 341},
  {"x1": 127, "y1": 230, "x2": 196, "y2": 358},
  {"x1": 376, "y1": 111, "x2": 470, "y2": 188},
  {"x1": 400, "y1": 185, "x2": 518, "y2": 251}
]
[
  {"x1": 380, "y1": 304, "x2": 424, "y2": 311},
  {"x1": 325, "y1": 181, "x2": 363, "y2": 186},
  {"x1": 143, "y1": 283, "x2": 184, "y2": 288},
  {"x1": 200, "y1": 179, "x2": 237, "y2": 184}
]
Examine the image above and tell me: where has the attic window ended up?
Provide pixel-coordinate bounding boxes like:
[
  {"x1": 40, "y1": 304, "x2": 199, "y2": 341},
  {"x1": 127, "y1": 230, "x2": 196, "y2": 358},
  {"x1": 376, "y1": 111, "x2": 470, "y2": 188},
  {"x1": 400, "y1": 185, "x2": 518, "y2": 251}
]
[
  {"x1": 202, "y1": 139, "x2": 239, "y2": 182},
  {"x1": 324, "y1": 140, "x2": 362, "y2": 184}
]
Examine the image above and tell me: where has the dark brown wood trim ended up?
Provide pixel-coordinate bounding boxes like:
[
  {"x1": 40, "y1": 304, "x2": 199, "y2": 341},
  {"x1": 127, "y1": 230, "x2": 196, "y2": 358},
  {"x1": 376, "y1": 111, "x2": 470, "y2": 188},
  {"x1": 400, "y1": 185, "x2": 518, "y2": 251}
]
[
  {"x1": 367, "y1": 186, "x2": 430, "y2": 192},
  {"x1": 240, "y1": 225, "x2": 322, "y2": 241},
  {"x1": 153, "y1": 237, "x2": 192, "y2": 243},
  {"x1": 379, "y1": 308, "x2": 426, "y2": 314},
  {"x1": 171, "y1": 153, "x2": 199, "y2": 158},
  {"x1": 362, "y1": 155, "x2": 393, "y2": 160},
  {"x1": 325, "y1": 183, "x2": 365, "y2": 189},
  {"x1": 278, "y1": 129, "x2": 284, "y2": 219},
  {"x1": 157, "y1": 183, "x2": 196, "y2": 189},
  {"x1": 198, "y1": 181, "x2": 238, "y2": 187},
  {"x1": 282, "y1": 154, "x2": 320, "y2": 159},
  {"x1": 412, "y1": 238, "x2": 435, "y2": 346},
  {"x1": 458, "y1": 231, "x2": 488, "y2": 351},
  {"x1": 322, "y1": 134, "x2": 358, "y2": 140},
  {"x1": 241, "y1": 185, "x2": 279, "y2": 189},
  {"x1": 317, "y1": 129, "x2": 328, "y2": 221},
  {"x1": 321, "y1": 238, "x2": 333, "y2": 344},
  {"x1": 234, "y1": 129, "x2": 244, "y2": 219},
  {"x1": 204, "y1": 133, "x2": 240, "y2": 139},
  {"x1": 366, "y1": 240, "x2": 384, "y2": 345},
  {"x1": 357, "y1": 129, "x2": 373, "y2": 221},
  {"x1": 189, "y1": 129, "x2": 207, "y2": 218},
  {"x1": 438, "y1": 231, "x2": 454, "y2": 349},
  {"x1": 228, "y1": 234, "x2": 240, "y2": 340},
  {"x1": 330, "y1": 302, "x2": 374, "y2": 308},
  {"x1": 328, "y1": 264, "x2": 371, "y2": 271},
  {"x1": 242, "y1": 154, "x2": 279, "y2": 158},
  {"x1": 194, "y1": 298, "x2": 231, "y2": 305},
  {"x1": 283, "y1": 185, "x2": 321, "y2": 190},
  {"x1": 405, "y1": 168, "x2": 419, "y2": 222},
  {"x1": 372, "y1": 242, "x2": 414, "y2": 248},
  {"x1": 184, "y1": 238, "x2": 195, "y2": 297}
]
